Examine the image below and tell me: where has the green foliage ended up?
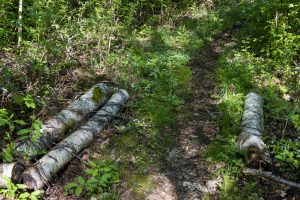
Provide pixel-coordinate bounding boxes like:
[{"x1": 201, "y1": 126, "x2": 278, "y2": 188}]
[
  {"x1": 64, "y1": 160, "x2": 120, "y2": 199},
  {"x1": 204, "y1": 1, "x2": 300, "y2": 198},
  {"x1": 268, "y1": 136, "x2": 300, "y2": 178},
  {"x1": 220, "y1": 172, "x2": 234, "y2": 198},
  {"x1": 219, "y1": 172, "x2": 262, "y2": 200},
  {"x1": 0, "y1": 108, "x2": 43, "y2": 162},
  {"x1": 118, "y1": 28, "x2": 192, "y2": 127},
  {"x1": 290, "y1": 114, "x2": 300, "y2": 131},
  {"x1": 0, "y1": 0, "x2": 17, "y2": 47},
  {"x1": 2, "y1": 0, "x2": 299, "y2": 198},
  {"x1": 0, "y1": 176, "x2": 43, "y2": 200},
  {"x1": 206, "y1": 135, "x2": 244, "y2": 166}
]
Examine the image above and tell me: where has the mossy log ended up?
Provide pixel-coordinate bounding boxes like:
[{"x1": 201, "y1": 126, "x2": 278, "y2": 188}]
[
  {"x1": 23, "y1": 89, "x2": 129, "y2": 189},
  {"x1": 15, "y1": 83, "x2": 110, "y2": 158},
  {"x1": 0, "y1": 162, "x2": 24, "y2": 188},
  {"x1": 237, "y1": 92, "x2": 271, "y2": 164}
]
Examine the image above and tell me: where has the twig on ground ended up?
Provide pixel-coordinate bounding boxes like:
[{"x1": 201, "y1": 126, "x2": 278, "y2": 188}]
[{"x1": 243, "y1": 168, "x2": 300, "y2": 189}]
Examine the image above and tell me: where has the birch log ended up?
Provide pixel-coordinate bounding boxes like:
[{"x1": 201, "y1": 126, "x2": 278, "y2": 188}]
[
  {"x1": 16, "y1": 83, "x2": 110, "y2": 158},
  {"x1": 0, "y1": 163, "x2": 24, "y2": 187},
  {"x1": 23, "y1": 89, "x2": 129, "y2": 189},
  {"x1": 237, "y1": 92, "x2": 271, "y2": 164}
]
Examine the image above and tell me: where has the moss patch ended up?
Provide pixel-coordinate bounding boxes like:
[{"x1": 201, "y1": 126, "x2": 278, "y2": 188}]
[
  {"x1": 127, "y1": 174, "x2": 155, "y2": 198},
  {"x1": 92, "y1": 87, "x2": 104, "y2": 103}
]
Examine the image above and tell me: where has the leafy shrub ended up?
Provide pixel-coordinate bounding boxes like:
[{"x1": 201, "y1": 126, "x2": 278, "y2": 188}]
[
  {"x1": 0, "y1": 176, "x2": 43, "y2": 200},
  {"x1": 64, "y1": 160, "x2": 120, "y2": 198},
  {"x1": 268, "y1": 136, "x2": 300, "y2": 179}
]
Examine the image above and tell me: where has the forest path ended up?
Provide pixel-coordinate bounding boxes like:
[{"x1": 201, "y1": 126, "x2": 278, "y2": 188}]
[
  {"x1": 146, "y1": 32, "x2": 233, "y2": 200},
  {"x1": 42, "y1": 26, "x2": 235, "y2": 200}
]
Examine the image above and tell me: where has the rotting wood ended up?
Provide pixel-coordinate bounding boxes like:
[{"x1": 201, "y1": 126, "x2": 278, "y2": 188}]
[
  {"x1": 243, "y1": 168, "x2": 300, "y2": 189},
  {"x1": 15, "y1": 83, "x2": 110, "y2": 158},
  {"x1": 237, "y1": 92, "x2": 272, "y2": 164},
  {"x1": 0, "y1": 162, "x2": 24, "y2": 188},
  {"x1": 23, "y1": 89, "x2": 129, "y2": 190}
]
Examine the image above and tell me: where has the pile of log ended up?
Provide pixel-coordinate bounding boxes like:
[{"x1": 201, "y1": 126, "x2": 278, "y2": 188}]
[
  {"x1": 0, "y1": 83, "x2": 129, "y2": 190},
  {"x1": 16, "y1": 83, "x2": 110, "y2": 158}
]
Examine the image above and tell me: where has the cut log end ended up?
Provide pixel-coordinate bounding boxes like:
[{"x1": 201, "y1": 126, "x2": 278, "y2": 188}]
[
  {"x1": 237, "y1": 132, "x2": 272, "y2": 165},
  {"x1": 11, "y1": 162, "x2": 25, "y2": 183},
  {"x1": 23, "y1": 167, "x2": 44, "y2": 190},
  {"x1": 0, "y1": 162, "x2": 25, "y2": 187}
]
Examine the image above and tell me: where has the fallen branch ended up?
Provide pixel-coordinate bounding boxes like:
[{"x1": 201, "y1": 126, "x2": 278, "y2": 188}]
[
  {"x1": 237, "y1": 92, "x2": 271, "y2": 164},
  {"x1": 0, "y1": 163, "x2": 24, "y2": 188},
  {"x1": 23, "y1": 89, "x2": 129, "y2": 189},
  {"x1": 15, "y1": 83, "x2": 110, "y2": 158},
  {"x1": 243, "y1": 168, "x2": 300, "y2": 189}
]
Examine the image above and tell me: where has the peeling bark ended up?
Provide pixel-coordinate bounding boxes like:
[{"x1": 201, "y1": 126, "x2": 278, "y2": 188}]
[
  {"x1": 0, "y1": 162, "x2": 24, "y2": 188},
  {"x1": 16, "y1": 83, "x2": 110, "y2": 158},
  {"x1": 23, "y1": 90, "x2": 129, "y2": 189},
  {"x1": 237, "y1": 92, "x2": 271, "y2": 164}
]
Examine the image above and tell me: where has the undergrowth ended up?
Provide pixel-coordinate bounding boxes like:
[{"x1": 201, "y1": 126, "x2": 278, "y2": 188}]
[
  {"x1": 205, "y1": 0, "x2": 300, "y2": 199},
  {"x1": 1, "y1": 0, "x2": 300, "y2": 199}
]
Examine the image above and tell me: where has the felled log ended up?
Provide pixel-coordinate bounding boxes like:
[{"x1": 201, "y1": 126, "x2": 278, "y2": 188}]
[
  {"x1": 23, "y1": 89, "x2": 129, "y2": 189},
  {"x1": 16, "y1": 83, "x2": 110, "y2": 158},
  {"x1": 0, "y1": 162, "x2": 24, "y2": 187},
  {"x1": 237, "y1": 92, "x2": 271, "y2": 164},
  {"x1": 243, "y1": 168, "x2": 300, "y2": 189}
]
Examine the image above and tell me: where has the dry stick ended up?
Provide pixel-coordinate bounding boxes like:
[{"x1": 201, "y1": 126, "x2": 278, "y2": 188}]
[
  {"x1": 0, "y1": 163, "x2": 24, "y2": 188},
  {"x1": 15, "y1": 83, "x2": 110, "y2": 158},
  {"x1": 243, "y1": 168, "x2": 300, "y2": 189},
  {"x1": 23, "y1": 89, "x2": 129, "y2": 190},
  {"x1": 237, "y1": 92, "x2": 272, "y2": 164}
]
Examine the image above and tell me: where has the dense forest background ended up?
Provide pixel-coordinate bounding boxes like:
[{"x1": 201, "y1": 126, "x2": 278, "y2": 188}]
[{"x1": 0, "y1": 0, "x2": 300, "y2": 199}]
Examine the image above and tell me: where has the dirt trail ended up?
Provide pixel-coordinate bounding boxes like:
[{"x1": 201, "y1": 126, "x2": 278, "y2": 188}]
[{"x1": 146, "y1": 33, "x2": 233, "y2": 200}]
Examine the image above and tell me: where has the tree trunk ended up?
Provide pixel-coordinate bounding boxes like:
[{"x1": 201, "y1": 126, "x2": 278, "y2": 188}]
[
  {"x1": 16, "y1": 83, "x2": 110, "y2": 158},
  {"x1": 237, "y1": 92, "x2": 271, "y2": 164},
  {"x1": 17, "y1": 0, "x2": 23, "y2": 47},
  {"x1": 0, "y1": 163, "x2": 24, "y2": 188},
  {"x1": 23, "y1": 89, "x2": 129, "y2": 189}
]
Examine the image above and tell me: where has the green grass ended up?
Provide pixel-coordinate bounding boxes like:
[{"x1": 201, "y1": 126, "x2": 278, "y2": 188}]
[
  {"x1": 86, "y1": 4, "x2": 226, "y2": 197},
  {"x1": 4, "y1": 0, "x2": 299, "y2": 198}
]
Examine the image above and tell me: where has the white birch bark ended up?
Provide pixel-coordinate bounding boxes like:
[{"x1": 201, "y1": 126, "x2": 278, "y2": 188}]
[
  {"x1": 23, "y1": 89, "x2": 129, "y2": 189},
  {"x1": 0, "y1": 162, "x2": 24, "y2": 187},
  {"x1": 17, "y1": 0, "x2": 23, "y2": 47},
  {"x1": 237, "y1": 92, "x2": 271, "y2": 164},
  {"x1": 16, "y1": 83, "x2": 110, "y2": 158}
]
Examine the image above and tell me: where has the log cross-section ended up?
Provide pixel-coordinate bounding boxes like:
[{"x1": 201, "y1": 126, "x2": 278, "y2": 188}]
[
  {"x1": 0, "y1": 162, "x2": 24, "y2": 188},
  {"x1": 237, "y1": 92, "x2": 271, "y2": 164},
  {"x1": 15, "y1": 83, "x2": 110, "y2": 158},
  {"x1": 23, "y1": 89, "x2": 129, "y2": 190}
]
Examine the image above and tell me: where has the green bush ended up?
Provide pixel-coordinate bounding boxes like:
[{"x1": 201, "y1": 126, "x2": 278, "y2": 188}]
[{"x1": 64, "y1": 160, "x2": 120, "y2": 199}]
